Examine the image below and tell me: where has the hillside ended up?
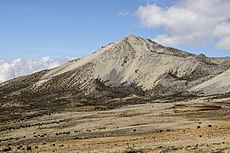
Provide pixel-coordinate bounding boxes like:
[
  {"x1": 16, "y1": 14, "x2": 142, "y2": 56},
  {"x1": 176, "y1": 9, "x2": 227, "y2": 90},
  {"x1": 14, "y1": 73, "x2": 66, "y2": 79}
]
[
  {"x1": 0, "y1": 35, "x2": 230, "y2": 122},
  {"x1": 1, "y1": 35, "x2": 230, "y2": 153},
  {"x1": 190, "y1": 69, "x2": 230, "y2": 95}
]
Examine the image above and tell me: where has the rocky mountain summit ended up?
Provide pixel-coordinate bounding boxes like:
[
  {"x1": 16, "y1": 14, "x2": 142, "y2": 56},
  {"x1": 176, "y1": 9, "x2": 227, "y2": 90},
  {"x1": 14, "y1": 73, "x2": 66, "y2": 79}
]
[{"x1": 0, "y1": 35, "x2": 230, "y2": 121}]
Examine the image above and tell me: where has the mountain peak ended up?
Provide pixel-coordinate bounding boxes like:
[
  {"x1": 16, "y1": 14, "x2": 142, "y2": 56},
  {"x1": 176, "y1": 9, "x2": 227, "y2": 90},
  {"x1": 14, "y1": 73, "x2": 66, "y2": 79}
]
[
  {"x1": 125, "y1": 34, "x2": 140, "y2": 39},
  {"x1": 42, "y1": 35, "x2": 192, "y2": 80},
  {"x1": 120, "y1": 34, "x2": 143, "y2": 42},
  {"x1": 122, "y1": 34, "x2": 158, "y2": 45},
  {"x1": 1, "y1": 35, "x2": 230, "y2": 116}
]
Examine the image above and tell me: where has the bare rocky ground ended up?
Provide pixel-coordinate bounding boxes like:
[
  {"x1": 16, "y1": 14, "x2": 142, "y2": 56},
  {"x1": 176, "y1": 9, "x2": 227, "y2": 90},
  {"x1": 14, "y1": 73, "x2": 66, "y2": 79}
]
[{"x1": 0, "y1": 96, "x2": 230, "y2": 153}]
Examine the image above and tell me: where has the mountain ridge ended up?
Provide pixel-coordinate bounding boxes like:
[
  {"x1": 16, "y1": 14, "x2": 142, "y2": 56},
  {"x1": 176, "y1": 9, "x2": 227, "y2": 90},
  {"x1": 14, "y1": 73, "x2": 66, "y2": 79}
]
[
  {"x1": 0, "y1": 35, "x2": 230, "y2": 122},
  {"x1": 1, "y1": 35, "x2": 230, "y2": 95}
]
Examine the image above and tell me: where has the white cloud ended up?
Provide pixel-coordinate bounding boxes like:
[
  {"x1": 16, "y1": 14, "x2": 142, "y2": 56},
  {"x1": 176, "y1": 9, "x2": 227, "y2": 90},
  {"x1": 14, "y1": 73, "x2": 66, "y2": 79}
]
[
  {"x1": 118, "y1": 9, "x2": 130, "y2": 16},
  {"x1": 136, "y1": 0, "x2": 230, "y2": 49},
  {"x1": 213, "y1": 23, "x2": 230, "y2": 37},
  {"x1": 216, "y1": 36, "x2": 230, "y2": 49},
  {"x1": 0, "y1": 56, "x2": 73, "y2": 83},
  {"x1": 154, "y1": 34, "x2": 180, "y2": 46}
]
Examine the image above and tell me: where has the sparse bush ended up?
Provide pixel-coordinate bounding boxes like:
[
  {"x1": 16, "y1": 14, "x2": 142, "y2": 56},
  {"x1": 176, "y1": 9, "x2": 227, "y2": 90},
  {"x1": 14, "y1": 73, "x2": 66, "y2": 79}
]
[
  {"x1": 59, "y1": 144, "x2": 64, "y2": 147},
  {"x1": 123, "y1": 147, "x2": 144, "y2": 153},
  {"x1": 2, "y1": 146, "x2": 11, "y2": 152},
  {"x1": 27, "y1": 146, "x2": 32, "y2": 151}
]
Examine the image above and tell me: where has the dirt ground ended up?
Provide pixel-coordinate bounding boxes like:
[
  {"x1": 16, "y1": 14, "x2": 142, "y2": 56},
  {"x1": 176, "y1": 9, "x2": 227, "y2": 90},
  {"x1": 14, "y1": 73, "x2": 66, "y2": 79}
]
[{"x1": 0, "y1": 97, "x2": 230, "y2": 153}]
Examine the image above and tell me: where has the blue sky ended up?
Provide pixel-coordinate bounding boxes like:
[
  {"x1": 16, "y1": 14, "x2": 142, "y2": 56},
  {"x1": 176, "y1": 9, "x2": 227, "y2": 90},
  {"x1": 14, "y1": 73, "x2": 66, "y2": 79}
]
[
  {"x1": 1, "y1": 0, "x2": 230, "y2": 60},
  {"x1": 0, "y1": 0, "x2": 151, "y2": 59},
  {"x1": 1, "y1": 0, "x2": 230, "y2": 83}
]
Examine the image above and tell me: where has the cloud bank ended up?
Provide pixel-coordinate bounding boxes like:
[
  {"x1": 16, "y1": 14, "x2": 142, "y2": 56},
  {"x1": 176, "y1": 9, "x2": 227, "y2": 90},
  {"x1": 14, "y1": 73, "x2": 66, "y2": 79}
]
[
  {"x1": 0, "y1": 56, "x2": 73, "y2": 83},
  {"x1": 136, "y1": 0, "x2": 230, "y2": 49}
]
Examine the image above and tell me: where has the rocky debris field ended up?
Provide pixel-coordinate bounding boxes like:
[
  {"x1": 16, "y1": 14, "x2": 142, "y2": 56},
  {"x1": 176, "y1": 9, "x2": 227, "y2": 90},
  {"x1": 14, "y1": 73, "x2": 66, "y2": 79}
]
[{"x1": 0, "y1": 96, "x2": 230, "y2": 153}]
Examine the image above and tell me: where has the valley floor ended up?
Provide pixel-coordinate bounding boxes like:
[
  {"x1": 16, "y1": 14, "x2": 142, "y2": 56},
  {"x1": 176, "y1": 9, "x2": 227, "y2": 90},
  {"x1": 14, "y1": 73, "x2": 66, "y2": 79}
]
[{"x1": 1, "y1": 97, "x2": 230, "y2": 153}]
